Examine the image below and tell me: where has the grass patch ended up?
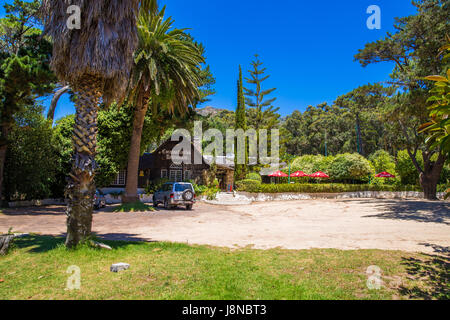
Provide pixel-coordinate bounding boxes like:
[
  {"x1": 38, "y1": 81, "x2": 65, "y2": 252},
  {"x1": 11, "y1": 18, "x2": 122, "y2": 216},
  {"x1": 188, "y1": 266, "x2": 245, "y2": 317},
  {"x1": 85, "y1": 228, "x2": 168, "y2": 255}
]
[
  {"x1": 0, "y1": 235, "x2": 448, "y2": 300},
  {"x1": 113, "y1": 202, "x2": 154, "y2": 213}
]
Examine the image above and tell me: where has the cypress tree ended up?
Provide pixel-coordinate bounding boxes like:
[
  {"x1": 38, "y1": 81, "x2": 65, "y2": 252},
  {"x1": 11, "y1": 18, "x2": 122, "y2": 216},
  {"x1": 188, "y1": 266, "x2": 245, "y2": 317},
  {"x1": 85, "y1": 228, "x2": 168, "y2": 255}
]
[{"x1": 235, "y1": 65, "x2": 247, "y2": 181}]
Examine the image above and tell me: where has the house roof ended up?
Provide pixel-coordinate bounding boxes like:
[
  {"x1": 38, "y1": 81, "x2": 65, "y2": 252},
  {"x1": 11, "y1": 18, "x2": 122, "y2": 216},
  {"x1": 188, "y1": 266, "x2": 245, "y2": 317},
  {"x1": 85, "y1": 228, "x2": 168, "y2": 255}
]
[
  {"x1": 216, "y1": 163, "x2": 234, "y2": 172},
  {"x1": 138, "y1": 136, "x2": 212, "y2": 170}
]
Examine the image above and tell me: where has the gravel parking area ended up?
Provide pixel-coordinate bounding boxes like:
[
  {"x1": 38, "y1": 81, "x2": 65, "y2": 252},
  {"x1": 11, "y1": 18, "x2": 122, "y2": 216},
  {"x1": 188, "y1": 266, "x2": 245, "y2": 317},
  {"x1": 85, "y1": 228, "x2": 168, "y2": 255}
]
[{"x1": 1, "y1": 199, "x2": 449, "y2": 253}]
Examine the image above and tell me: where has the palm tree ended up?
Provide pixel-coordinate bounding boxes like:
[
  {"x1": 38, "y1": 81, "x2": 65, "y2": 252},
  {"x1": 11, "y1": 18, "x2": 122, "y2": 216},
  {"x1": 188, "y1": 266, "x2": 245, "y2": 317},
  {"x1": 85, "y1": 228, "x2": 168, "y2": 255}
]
[
  {"x1": 41, "y1": 0, "x2": 139, "y2": 247},
  {"x1": 122, "y1": 0, "x2": 204, "y2": 203}
]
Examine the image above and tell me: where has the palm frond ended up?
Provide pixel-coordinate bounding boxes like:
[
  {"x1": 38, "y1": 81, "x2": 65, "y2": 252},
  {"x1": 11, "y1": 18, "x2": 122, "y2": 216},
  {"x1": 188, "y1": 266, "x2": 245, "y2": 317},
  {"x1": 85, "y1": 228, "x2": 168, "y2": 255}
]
[
  {"x1": 40, "y1": 0, "x2": 140, "y2": 104},
  {"x1": 128, "y1": 3, "x2": 205, "y2": 115}
]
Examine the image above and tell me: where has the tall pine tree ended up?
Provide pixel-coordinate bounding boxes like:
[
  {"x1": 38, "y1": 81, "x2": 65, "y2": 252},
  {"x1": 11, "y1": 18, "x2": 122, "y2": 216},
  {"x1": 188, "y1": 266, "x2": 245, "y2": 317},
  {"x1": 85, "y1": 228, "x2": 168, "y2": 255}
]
[
  {"x1": 244, "y1": 54, "x2": 280, "y2": 130},
  {"x1": 235, "y1": 65, "x2": 247, "y2": 181}
]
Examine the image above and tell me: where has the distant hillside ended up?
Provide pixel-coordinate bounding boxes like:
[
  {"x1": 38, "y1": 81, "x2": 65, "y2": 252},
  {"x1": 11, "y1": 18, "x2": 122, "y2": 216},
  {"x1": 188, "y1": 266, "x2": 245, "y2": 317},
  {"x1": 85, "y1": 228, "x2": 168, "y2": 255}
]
[{"x1": 196, "y1": 106, "x2": 230, "y2": 117}]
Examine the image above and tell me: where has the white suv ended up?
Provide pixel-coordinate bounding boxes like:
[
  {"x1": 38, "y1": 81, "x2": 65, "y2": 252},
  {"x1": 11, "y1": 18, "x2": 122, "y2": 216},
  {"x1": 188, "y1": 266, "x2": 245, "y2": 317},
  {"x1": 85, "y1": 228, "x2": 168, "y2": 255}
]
[{"x1": 153, "y1": 182, "x2": 195, "y2": 210}]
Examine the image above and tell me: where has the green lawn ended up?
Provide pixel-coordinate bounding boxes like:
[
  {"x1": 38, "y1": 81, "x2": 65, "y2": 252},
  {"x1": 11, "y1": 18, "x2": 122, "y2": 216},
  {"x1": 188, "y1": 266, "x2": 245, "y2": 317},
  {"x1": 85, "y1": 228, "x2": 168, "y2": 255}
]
[
  {"x1": 113, "y1": 201, "x2": 154, "y2": 213},
  {"x1": 0, "y1": 235, "x2": 447, "y2": 300}
]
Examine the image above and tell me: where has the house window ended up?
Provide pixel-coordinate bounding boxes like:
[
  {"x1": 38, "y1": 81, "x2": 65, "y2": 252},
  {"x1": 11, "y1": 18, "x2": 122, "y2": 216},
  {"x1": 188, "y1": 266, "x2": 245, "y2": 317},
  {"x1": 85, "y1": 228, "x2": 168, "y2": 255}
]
[
  {"x1": 161, "y1": 169, "x2": 168, "y2": 179},
  {"x1": 184, "y1": 170, "x2": 191, "y2": 181},
  {"x1": 112, "y1": 170, "x2": 126, "y2": 186},
  {"x1": 169, "y1": 170, "x2": 183, "y2": 182}
]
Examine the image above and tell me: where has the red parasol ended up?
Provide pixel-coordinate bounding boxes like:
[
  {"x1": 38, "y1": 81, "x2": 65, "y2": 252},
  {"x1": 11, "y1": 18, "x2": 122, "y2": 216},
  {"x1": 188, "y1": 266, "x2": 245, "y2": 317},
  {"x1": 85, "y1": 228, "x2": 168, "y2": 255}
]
[
  {"x1": 375, "y1": 172, "x2": 396, "y2": 178},
  {"x1": 309, "y1": 171, "x2": 330, "y2": 178},
  {"x1": 269, "y1": 170, "x2": 289, "y2": 177},
  {"x1": 290, "y1": 171, "x2": 308, "y2": 178}
]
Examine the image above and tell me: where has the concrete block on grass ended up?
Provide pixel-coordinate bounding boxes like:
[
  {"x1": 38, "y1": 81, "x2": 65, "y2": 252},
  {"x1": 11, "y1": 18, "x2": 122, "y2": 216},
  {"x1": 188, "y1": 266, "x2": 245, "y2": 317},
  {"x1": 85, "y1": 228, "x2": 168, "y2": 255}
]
[{"x1": 110, "y1": 263, "x2": 130, "y2": 273}]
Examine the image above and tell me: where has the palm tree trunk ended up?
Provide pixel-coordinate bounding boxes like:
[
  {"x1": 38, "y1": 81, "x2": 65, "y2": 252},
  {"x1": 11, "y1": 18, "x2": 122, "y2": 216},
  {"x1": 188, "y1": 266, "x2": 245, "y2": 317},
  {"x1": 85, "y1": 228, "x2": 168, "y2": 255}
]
[
  {"x1": 47, "y1": 85, "x2": 70, "y2": 123},
  {"x1": 65, "y1": 78, "x2": 101, "y2": 248},
  {"x1": 123, "y1": 101, "x2": 149, "y2": 203}
]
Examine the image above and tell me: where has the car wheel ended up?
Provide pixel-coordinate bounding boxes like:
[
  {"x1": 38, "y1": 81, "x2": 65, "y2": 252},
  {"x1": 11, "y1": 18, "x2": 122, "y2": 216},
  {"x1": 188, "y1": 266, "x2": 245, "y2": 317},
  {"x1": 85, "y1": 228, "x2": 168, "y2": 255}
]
[
  {"x1": 101, "y1": 201, "x2": 106, "y2": 208},
  {"x1": 186, "y1": 204, "x2": 193, "y2": 210},
  {"x1": 182, "y1": 190, "x2": 194, "y2": 201},
  {"x1": 164, "y1": 198, "x2": 169, "y2": 209}
]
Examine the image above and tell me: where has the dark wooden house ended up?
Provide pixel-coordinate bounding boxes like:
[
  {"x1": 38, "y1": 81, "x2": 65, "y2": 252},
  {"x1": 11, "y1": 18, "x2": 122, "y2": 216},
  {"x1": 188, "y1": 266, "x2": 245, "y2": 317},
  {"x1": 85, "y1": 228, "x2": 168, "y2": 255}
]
[{"x1": 110, "y1": 138, "x2": 234, "y2": 190}]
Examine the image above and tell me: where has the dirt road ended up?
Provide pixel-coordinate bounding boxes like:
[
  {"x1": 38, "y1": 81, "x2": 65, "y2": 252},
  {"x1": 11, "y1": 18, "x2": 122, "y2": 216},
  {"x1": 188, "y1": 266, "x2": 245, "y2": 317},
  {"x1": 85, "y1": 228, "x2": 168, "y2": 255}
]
[{"x1": 1, "y1": 199, "x2": 448, "y2": 253}]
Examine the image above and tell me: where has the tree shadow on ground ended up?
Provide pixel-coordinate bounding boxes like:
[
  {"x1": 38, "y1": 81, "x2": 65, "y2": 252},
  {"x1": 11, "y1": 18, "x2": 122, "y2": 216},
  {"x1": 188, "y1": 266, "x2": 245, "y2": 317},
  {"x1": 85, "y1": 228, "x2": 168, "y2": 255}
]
[
  {"x1": 12, "y1": 233, "x2": 155, "y2": 253},
  {"x1": 1, "y1": 206, "x2": 104, "y2": 217},
  {"x1": 358, "y1": 200, "x2": 450, "y2": 225},
  {"x1": 93, "y1": 232, "x2": 156, "y2": 243},
  {"x1": 398, "y1": 245, "x2": 449, "y2": 300},
  {"x1": 13, "y1": 235, "x2": 65, "y2": 253},
  {"x1": 0, "y1": 206, "x2": 66, "y2": 216}
]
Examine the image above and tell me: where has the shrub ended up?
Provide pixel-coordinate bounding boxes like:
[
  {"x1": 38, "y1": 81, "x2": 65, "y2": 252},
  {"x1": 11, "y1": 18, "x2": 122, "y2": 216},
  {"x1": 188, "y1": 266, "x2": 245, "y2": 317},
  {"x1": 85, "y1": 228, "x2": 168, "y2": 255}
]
[
  {"x1": 236, "y1": 179, "x2": 262, "y2": 191},
  {"x1": 145, "y1": 178, "x2": 170, "y2": 194},
  {"x1": 396, "y1": 150, "x2": 422, "y2": 185},
  {"x1": 438, "y1": 161, "x2": 450, "y2": 185},
  {"x1": 245, "y1": 172, "x2": 262, "y2": 182},
  {"x1": 211, "y1": 178, "x2": 220, "y2": 189},
  {"x1": 291, "y1": 155, "x2": 326, "y2": 174},
  {"x1": 192, "y1": 184, "x2": 208, "y2": 195},
  {"x1": 370, "y1": 176, "x2": 401, "y2": 186},
  {"x1": 235, "y1": 183, "x2": 421, "y2": 194},
  {"x1": 369, "y1": 150, "x2": 396, "y2": 175},
  {"x1": 205, "y1": 187, "x2": 219, "y2": 200},
  {"x1": 329, "y1": 153, "x2": 373, "y2": 181},
  {"x1": 188, "y1": 180, "x2": 218, "y2": 199},
  {"x1": 289, "y1": 154, "x2": 334, "y2": 177}
]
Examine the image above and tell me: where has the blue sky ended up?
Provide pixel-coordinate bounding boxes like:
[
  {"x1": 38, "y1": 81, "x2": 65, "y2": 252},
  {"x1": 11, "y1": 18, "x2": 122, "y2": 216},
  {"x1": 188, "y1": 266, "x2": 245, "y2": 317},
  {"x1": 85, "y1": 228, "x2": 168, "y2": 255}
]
[{"x1": 1, "y1": 0, "x2": 417, "y2": 119}]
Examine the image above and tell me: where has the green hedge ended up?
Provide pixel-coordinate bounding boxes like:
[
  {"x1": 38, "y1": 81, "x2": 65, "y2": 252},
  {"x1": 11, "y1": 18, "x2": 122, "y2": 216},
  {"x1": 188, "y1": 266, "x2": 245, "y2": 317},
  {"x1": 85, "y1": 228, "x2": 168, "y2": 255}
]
[
  {"x1": 236, "y1": 183, "x2": 424, "y2": 194},
  {"x1": 236, "y1": 179, "x2": 262, "y2": 191},
  {"x1": 245, "y1": 172, "x2": 262, "y2": 183}
]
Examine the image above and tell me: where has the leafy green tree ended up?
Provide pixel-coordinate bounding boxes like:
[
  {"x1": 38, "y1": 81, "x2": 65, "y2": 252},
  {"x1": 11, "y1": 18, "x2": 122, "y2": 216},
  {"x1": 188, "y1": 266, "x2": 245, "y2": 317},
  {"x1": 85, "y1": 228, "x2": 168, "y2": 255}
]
[
  {"x1": 51, "y1": 115, "x2": 74, "y2": 197},
  {"x1": 0, "y1": 0, "x2": 41, "y2": 54},
  {"x1": 283, "y1": 102, "x2": 381, "y2": 156},
  {"x1": 235, "y1": 65, "x2": 247, "y2": 181},
  {"x1": 335, "y1": 84, "x2": 394, "y2": 157},
  {"x1": 355, "y1": 0, "x2": 450, "y2": 199},
  {"x1": 420, "y1": 39, "x2": 450, "y2": 156},
  {"x1": 0, "y1": 0, "x2": 55, "y2": 203},
  {"x1": 201, "y1": 109, "x2": 235, "y2": 152},
  {"x1": 4, "y1": 105, "x2": 61, "y2": 201}
]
